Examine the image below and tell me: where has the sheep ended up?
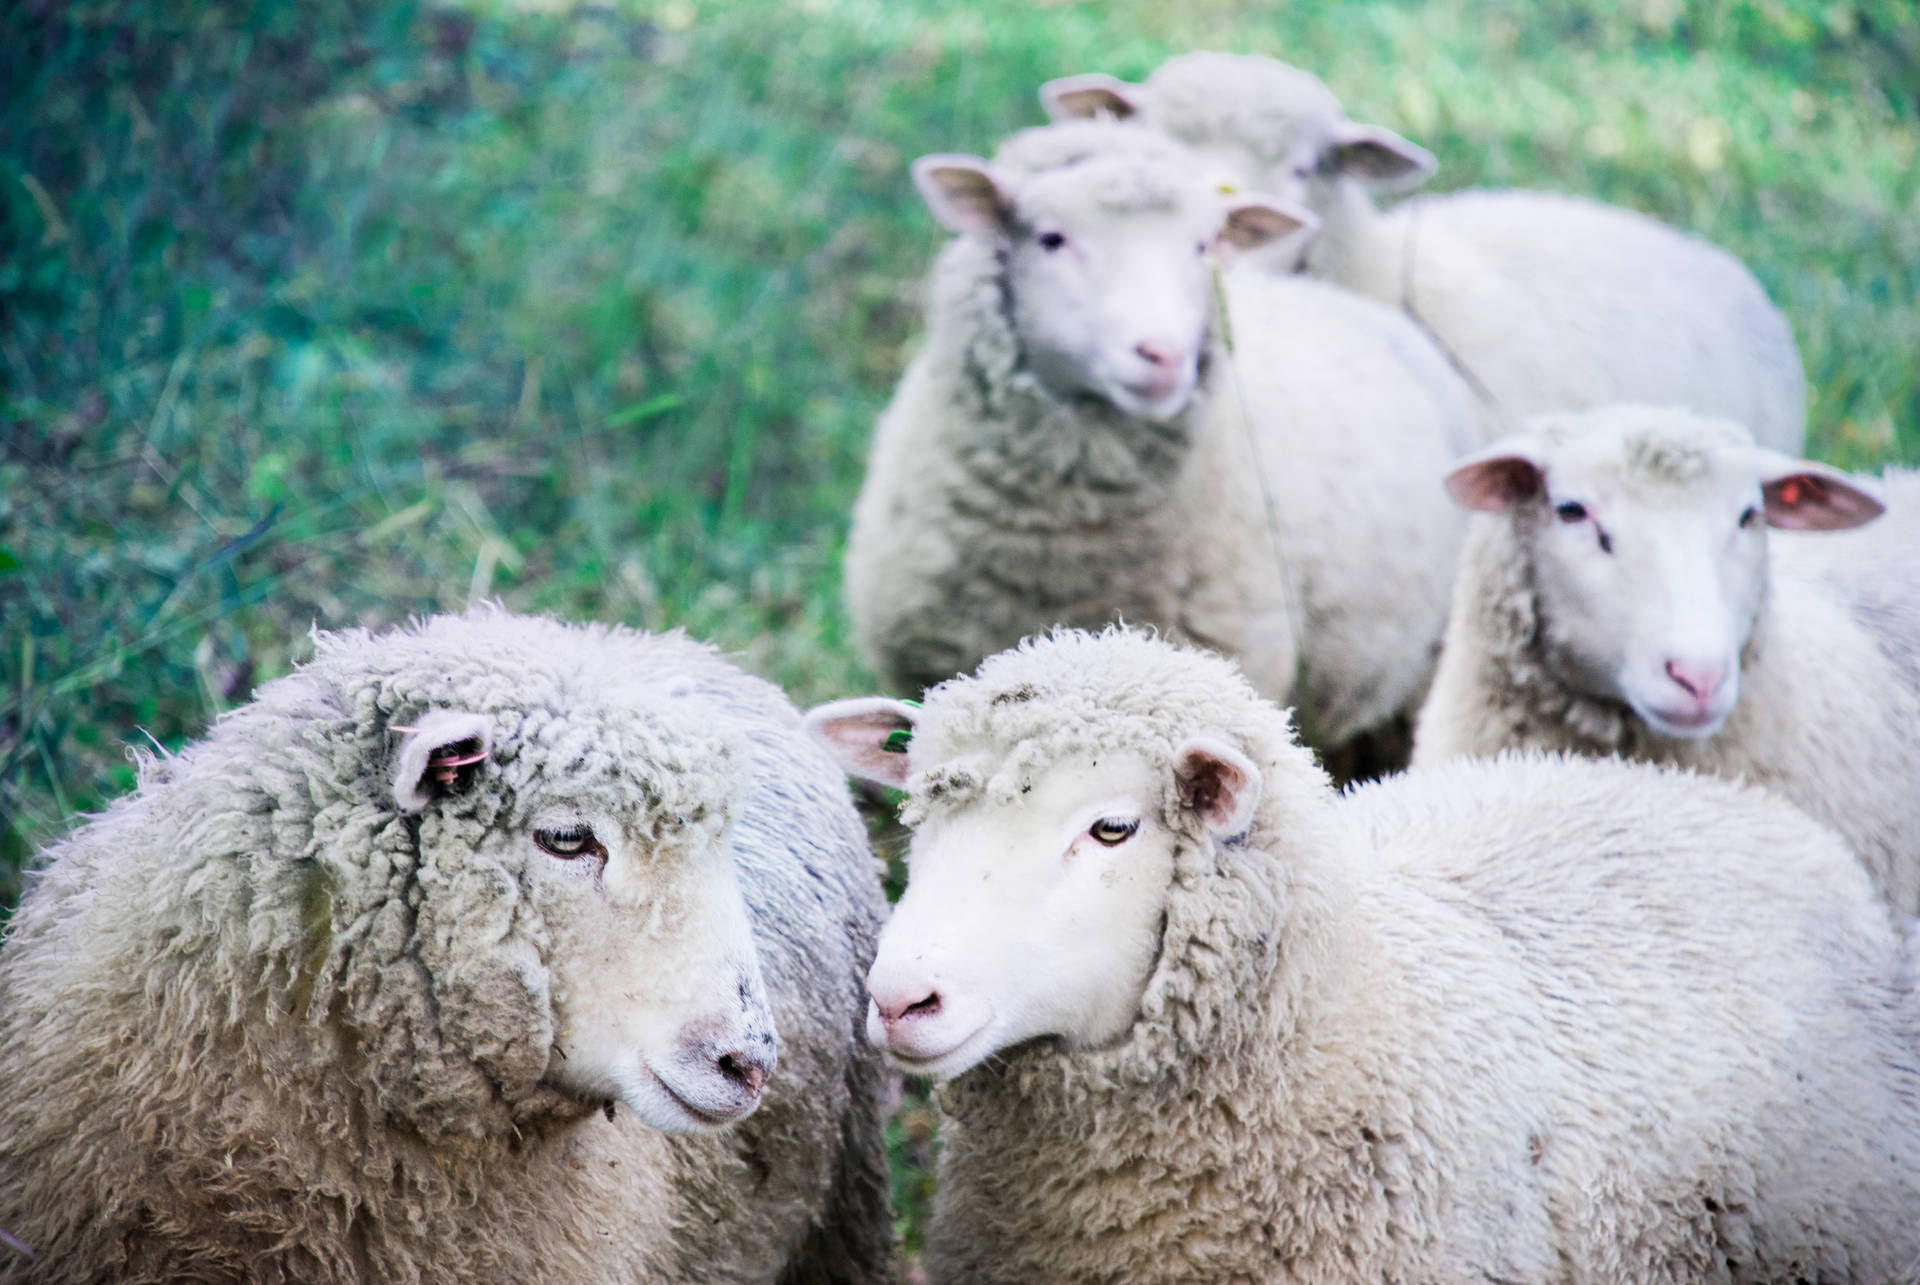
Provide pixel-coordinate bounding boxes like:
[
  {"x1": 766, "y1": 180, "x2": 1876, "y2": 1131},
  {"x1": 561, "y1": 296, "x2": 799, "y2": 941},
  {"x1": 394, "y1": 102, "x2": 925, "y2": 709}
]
[
  {"x1": 807, "y1": 627, "x2": 1920, "y2": 1284},
  {"x1": 0, "y1": 611, "x2": 893, "y2": 1285},
  {"x1": 1413, "y1": 403, "x2": 1920, "y2": 916},
  {"x1": 846, "y1": 119, "x2": 1481, "y2": 771},
  {"x1": 1041, "y1": 51, "x2": 1808, "y2": 452}
]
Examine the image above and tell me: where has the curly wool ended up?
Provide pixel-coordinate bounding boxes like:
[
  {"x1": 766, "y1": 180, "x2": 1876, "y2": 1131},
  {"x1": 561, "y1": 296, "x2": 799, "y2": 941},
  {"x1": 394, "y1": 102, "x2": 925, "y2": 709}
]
[
  {"x1": 1414, "y1": 415, "x2": 1920, "y2": 914},
  {"x1": 845, "y1": 122, "x2": 1479, "y2": 759},
  {"x1": 0, "y1": 611, "x2": 891, "y2": 1285},
  {"x1": 909, "y1": 629, "x2": 1920, "y2": 1283}
]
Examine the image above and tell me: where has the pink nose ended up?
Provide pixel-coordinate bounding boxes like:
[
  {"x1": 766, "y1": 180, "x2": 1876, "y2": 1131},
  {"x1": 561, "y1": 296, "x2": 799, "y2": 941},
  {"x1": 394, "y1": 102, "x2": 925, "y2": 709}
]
[
  {"x1": 872, "y1": 987, "x2": 943, "y2": 1033},
  {"x1": 1665, "y1": 659, "x2": 1727, "y2": 703},
  {"x1": 1134, "y1": 340, "x2": 1183, "y2": 369}
]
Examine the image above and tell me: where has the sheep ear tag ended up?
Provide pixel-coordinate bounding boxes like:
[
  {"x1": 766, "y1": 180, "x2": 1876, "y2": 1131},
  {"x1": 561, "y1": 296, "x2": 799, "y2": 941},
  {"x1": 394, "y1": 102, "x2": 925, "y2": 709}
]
[
  {"x1": 391, "y1": 710, "x2": 493, "y2": 814},
  {"x1": 1173, "y1": 736, "x2": 1262, "y2": 838},
  {"x1": 803, "y1": 697, "x2": 920, "y2": 790},
  {"x1": 1757, "y1": 457, "x2": 1885, "y2": 532}
]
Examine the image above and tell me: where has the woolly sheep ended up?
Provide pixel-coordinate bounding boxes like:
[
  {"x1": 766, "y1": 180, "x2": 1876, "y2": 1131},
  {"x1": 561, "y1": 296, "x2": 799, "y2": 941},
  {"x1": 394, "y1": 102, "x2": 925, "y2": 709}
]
[
  {"x1": 846, "y1": 120, "x2": 1481, "y2": 765},
  {"x1": 1042, "y1": 51, "x2": 1807, "y2": 451},
  {"x1": 808, "y1": 628, "x2": 1920, "y2": 1283},
  {"x1": 1414, "y1": 403, "x2": 1920, "y2": 914},
  {"x1": 0, "y1": 611, "x2": 892, "y2": 1284}
]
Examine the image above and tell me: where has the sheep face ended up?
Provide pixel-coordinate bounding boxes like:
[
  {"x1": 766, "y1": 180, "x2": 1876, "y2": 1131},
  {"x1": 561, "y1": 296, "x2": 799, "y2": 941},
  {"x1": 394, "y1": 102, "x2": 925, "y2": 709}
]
[
  {"x1": 866, "y1": 751, "x2": 1180, "y2": 1079},
  {"x1": 805, "y1": 685, "x2": 1264, "y2": 1081},
  {"x1": 1447, "y1": 410, "x2": 1884, "y2": 740},
  {"x1": 912, "y1": 147, "x2": 1312, "y2": 424},
  {"x1": 394, "y1": 708, "x2": 777, "y2": 1136},
  {"x1": 527, "y1": 798, "x2": 776, "y2": 1134}
]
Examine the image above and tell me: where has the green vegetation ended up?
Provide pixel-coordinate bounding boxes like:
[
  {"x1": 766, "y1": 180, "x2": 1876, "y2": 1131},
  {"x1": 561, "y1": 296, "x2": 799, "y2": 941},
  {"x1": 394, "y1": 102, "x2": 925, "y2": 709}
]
[{"x1": 4, "y1": 0, "x2": 1917, "y2": 1269}]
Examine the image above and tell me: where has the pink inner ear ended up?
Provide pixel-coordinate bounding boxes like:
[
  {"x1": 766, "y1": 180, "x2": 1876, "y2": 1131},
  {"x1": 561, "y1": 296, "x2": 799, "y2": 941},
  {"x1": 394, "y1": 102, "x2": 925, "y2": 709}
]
[
  {"x1": 1446, "y1": 455, "x2": 1543, "y2": 513},
  {"x1": 804, "y1": 698, "x2": 919, "y2": 789},
  {"x1": 1763, "y1": 471, "x2": 1886, "y2": 531},
  {"x1": 1173, "y1": 739, "x2": 1260, "y2": 837},
  {"x1": 1039, "y1": 73, "x2": 1144, "y2": 122}
]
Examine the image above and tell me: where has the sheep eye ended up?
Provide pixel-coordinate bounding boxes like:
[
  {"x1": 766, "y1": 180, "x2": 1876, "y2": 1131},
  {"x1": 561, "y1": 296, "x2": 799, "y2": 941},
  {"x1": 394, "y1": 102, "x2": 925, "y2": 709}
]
[
  {"x1": 535, "y1": 825, "x2": 603, "y2": 859},
  {"x1": 1088, "y1": 817, "x2": 1139, "y2": 847},
  {"x1": 1037, "y1": 231, "x2": 1067, "y2": 252},
  {"x1": 1554, "y1": 501, "x2": 1588, "y2": 523},
  {"x1": 1739, "y1": 505, "x2": 1758, "y2": 529}
]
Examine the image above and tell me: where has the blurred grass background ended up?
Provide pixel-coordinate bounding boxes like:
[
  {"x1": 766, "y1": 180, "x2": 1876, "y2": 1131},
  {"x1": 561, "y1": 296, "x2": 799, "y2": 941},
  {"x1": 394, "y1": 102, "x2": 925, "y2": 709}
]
[{"x1": 3, "y1": 0, "x2": 1917, "y2": 1269}]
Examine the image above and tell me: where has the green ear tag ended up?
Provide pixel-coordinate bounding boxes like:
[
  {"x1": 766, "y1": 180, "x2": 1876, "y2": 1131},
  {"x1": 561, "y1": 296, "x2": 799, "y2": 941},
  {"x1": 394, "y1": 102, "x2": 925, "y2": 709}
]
[{"x1": 882, "y1": 728, "x2": 913, "y2": 754}]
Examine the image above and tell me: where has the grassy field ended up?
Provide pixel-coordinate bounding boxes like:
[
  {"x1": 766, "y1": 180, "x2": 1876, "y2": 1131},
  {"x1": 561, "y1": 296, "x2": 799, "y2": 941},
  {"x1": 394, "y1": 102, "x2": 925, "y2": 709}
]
[{"x1": 4, "y1": 0, "x2": 1917, "y2": 1268}]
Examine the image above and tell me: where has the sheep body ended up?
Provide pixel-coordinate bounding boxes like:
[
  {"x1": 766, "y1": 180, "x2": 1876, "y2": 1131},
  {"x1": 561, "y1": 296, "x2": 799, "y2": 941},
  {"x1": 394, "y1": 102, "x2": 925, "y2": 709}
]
[
  {"x1": 851, "y1": 629, "x2": 1920, "y2": 1283},
  {"x1": 1047, "y1": 51, "x2": 1806, "y2": 450},
  {"x1": 1414, "y1": 406, "x2": 1920, "y2": 914},
  {"x1": 847, "y1": 123, "x2": 1478, "y2": 754},
  {"x1": 0, "y1": 612, "x2": 892, "y2": 1284},
  {"x1": 1325, "y1": 187, "x2": 1808, "y2": 449}
]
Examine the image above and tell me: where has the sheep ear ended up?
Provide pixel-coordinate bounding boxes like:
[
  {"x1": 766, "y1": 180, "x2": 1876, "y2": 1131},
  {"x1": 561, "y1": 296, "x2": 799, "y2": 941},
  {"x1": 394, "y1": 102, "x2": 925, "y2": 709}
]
[
  {"x1": 1445, "y1": 438, "x2": 1549, "y2": 513},
  {"x1": 1039, "y1": 72, "x2": 1145, "y2": 122},
  {"x1": 1327, "y1": 120, "x2": 1437, "y2": 193},
  {"x1": 1215, "y1": 195, "x2": 1320, "y2": 263},
  {"x1": 391, "y1": 710, "x2": 492, "y2": 814},
  {"x1": 804, "y1": 697, "x2": 921, "y2": 789},
  {"x1": 1173, "y1": 737, "x2": 1262, "y2": 837},
  {"x1": 1754, "y1": 453, "x2": 1886, "y2": 531},
  {"x1": 912, "y1": 154, "x2": 1013, "y2": 235}
]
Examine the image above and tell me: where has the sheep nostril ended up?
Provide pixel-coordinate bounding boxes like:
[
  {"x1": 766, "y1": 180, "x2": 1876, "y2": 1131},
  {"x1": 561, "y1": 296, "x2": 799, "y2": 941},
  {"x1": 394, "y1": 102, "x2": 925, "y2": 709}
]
[
  {"x1": 715, "y1": 1050, "x2": 768, "y2": 1098},
  {"x1": 903, "y1": 992, "x2": 942, "y2": 1021}
]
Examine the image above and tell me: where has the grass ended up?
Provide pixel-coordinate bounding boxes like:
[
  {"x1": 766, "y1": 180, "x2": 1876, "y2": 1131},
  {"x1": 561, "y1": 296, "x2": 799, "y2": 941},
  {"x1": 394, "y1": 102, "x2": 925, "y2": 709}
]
[{"x1": 3, "y1": 0, "x2": 1917, "y2": 1270}]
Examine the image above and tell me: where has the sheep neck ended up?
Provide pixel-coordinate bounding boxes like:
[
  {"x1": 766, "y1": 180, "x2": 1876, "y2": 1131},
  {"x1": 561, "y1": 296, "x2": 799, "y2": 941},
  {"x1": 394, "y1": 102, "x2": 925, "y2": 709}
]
[
  {"x1": 932, "y1": 235, "x2": 1211, "y2": 527},
  {"x1": 1301, "y1": 178, "x2": 1402, "y2": 305}
]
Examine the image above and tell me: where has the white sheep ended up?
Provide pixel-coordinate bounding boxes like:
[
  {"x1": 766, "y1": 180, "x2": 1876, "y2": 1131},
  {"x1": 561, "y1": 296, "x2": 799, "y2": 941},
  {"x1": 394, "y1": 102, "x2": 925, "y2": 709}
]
[
  {"x1": 846, "y1": 120, "x2": 1481, "y2": 768},
  {"x1": 1041, "y1": 51, "x2": 1808, "y2": 451},
  {"x1": 1414, "y1": 403, "x2": 1920, "y2": 915},
  {"x1": 808, "y1": 628, "x2": 1920, "y2": 1283},
  {"x1": 0, "y1": 611, "x2": 893, "y2": 1284}
]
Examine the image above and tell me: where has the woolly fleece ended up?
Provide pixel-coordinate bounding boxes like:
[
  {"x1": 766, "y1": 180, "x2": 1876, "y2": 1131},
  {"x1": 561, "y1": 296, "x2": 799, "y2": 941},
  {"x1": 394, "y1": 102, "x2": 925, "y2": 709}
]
[
  {"x1": 845, "y1": 121, "x2": 1480, "y2": 757},
  {"x1": 1414, "y1": 407, "x2": 1920, "y2": 915},
  {"x1": 899, "y1": 628, "x2": 1920, "y2": 1283},
  {"x1": 0, "y1": 611, "x2": 892, "y2": 1284}
]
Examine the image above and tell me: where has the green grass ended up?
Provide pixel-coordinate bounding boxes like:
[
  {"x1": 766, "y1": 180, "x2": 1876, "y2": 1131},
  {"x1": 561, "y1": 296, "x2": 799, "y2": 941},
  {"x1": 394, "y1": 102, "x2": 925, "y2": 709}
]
[{"x1": 4, "y1": 0, "x2": 1918, "y2": 1270}]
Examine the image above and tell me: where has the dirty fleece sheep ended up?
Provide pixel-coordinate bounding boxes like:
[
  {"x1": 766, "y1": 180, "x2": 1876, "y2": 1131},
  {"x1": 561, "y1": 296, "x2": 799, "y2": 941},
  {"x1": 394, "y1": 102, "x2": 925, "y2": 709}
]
[
  {"x1": 846, "y1": 120, "x2": 1479, "y2": 761},
  {"x1": 0, "y1": 612, "x2": 892, "y2": 1285},
  {"x1": 1042, "y1": 52, "x2": 1806, "y2": 451},
  {"x1": 808, "y1": 629, "x2": 1920, "y2": 1284},
  {"x1": 1415, "y1": 403, "x2": 1920, "y2": 914}
]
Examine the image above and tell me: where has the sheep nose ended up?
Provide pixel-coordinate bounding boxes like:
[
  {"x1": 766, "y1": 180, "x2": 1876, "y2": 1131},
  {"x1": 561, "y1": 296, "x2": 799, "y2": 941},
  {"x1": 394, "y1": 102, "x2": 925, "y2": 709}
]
[
  {"x1": 1134, "y1": 340, "x2": 1182, "y2": 369},
  {"x1": 873, "y1": 987, "x2": 943, "y2": 1032},
  {"x1": 714, "y1": 1045, "x2": 773, "y2": 1099},
  {"x1": 1665, "y1": 659, "x2": 1727, "y2": 702}
]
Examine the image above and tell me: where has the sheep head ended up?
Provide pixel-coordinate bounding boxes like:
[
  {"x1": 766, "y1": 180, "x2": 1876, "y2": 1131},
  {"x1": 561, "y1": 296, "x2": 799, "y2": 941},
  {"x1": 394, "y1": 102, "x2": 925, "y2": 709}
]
[
  {"x1": 1040, "y1": 53, "x2": 1435, "y2": 213},
  {"x1": 809, "y1": 630, "x2": 1297, "y2": 1082},
  {"x1": 913, "y1": 123, "x2": 1315, "y2": 424},
  {"x1": 1444, "y1": 405, "x2": 1884, "y2": 741},
  {"x1": 299, "y1": 617, "x2": 778, "y2": 1140}
]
